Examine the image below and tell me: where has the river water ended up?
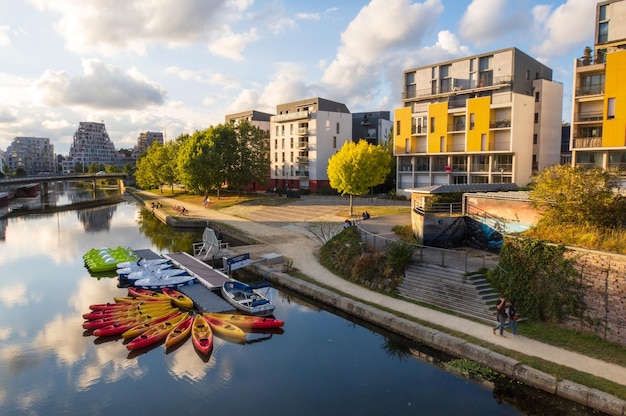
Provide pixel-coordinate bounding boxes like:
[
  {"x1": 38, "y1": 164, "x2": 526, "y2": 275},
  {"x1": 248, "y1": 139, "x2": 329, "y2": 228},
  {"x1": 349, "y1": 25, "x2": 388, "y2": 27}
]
[{"x1": 0, "y1": 189, "x2": 602, "y2": 415}]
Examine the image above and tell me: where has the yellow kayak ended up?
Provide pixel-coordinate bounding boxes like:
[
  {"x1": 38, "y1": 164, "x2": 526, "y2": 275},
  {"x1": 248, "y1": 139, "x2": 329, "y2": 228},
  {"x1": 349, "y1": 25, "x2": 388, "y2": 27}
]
[
  {"x1": 127, "y1": 312, "x2": 190, "y2": 350},
  {"x1": 202, "y1": 313, "x2": 246, "y2": 340},
  {"x1": 203, "y1": 313, "x2": 284, "y2": 329},
  {"x1": 164, "y1": 315, "x2": 194, "y2": 348},
  {"x1": 162, "y1": 287, "x2": 194, "y2": 309}
]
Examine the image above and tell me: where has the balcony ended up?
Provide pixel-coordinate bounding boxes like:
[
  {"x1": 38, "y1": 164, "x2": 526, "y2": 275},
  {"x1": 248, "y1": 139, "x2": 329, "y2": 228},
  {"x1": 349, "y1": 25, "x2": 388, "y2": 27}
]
[
  {"x1": 402, "y1": 75, "x2": 513, "y2": 100},
  {"x1": 575, "y1": 84, "x2": 604, "y2": 97},
  {"x1": 412, "y1": 125, "x2": 427, "y2": 135},
  {"x1": 297, "y1": 141, "x2": 309, "y2": 149},
  {"x1": 271, "y1": 110, "x2": 309, "y2": 122},
  {"x1": 295, "y1": 171, "x2": 309, "y2": 178},
  {"x1": 575, "y1": 111, "x2": 603, "y2": 122},
  {"x1": 490, "y1": 119, "x2": 511, "y2": 129},
  {"x1": 297, "y1": 127, "x2": 308, "y2": 135},
  {"x1": 447, "y1": 122, "x2": 466, "y2": 132},
  {"x1": 297, "y1": 156, "x2": 309, "y2": 163},
  {"x1": 573, "y1": 137, "x2": 602, "y2": 148}
]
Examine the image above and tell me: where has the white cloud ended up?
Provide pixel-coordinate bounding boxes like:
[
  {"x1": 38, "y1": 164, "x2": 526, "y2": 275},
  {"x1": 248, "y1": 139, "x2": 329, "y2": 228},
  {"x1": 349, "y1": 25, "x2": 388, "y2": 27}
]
[
  {"x1": 322, "y1": 0, "x2": 444, "y2": 99},
  {"x1": 531, "y1": 0, "x2": 595, "y2": 58},
  {"x1": 459, "y1": 0, "x2": 530, "y2": 46},
  {"x1": 26, "y1": 0, "x2": 257, "y2": 58},
  {"x1": 165, "y1": 66, "x2": 241, "y2": 89},
  {"x1": 207, "y1": 28, "x2": 259, "y2": 61},
  {"x1": 0, "y1": 25, "x2": 11, "y2": 46},
  {"x1": 296, "y1": 13, "x2": 320, "y2": 21},
  {"x1": 33, "y1": 59, "x2": 166, "y2": 110}
]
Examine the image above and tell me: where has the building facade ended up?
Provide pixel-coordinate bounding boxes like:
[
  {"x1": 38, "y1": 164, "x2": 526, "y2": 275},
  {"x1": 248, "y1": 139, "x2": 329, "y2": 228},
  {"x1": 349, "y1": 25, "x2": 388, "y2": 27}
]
[
  {"x1": 269, "y1": 97, "x2": 352, "y2": 193},
  {"x1": 134, "y1": 131, "x2": 164, "y2": 155},
  {"x1": 394, "y1": 47, "x2": 563, "y2": 197},
  {"x1": 570, "y1": 0, "x2": 626, "y2": 172},
  {"x1": 351, "y1": 111, "x2": 392, "y2": 145},
  {"x1": 6, "y1": 137, "x2": 55, "y2": 175},
  {"x1": 66, "y1": 122, "x2": 117, "y2": 171}
]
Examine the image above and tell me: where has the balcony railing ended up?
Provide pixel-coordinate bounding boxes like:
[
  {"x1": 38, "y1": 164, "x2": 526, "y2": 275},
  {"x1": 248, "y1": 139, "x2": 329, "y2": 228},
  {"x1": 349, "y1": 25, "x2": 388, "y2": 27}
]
[
  {"x1": 297, "y1": 156, "x2": 309, "y2": 163},
  {"x1": 295, "y1": 171, "x2": 309, "y2": 178},
  {"x1": 490, "y1": 119, "x2": 511, "y2": 129},
  {"x1": 297, "y1": 141, "x2": 309, "y2": 149},
  {"x1": 575, "y1": 84, "x2": 604, "y2": 97},
  {"x1": 402, "y1": 76, "x2": 513, "y2": 100},
  {"x1": 447, "y1": 123, "x2": 466, "y2": 132},
  {"x1": 271, "y1": 110, "x2": 309, "y2": 122},
  {"x1": 412, "y1": 125, "x2": 427, "y2": 135},
  {"x1": 297, "y1": 127, "x2": 308, "y2": 136},
  {"x1": 576, "y1": 54, "x2": 606, "y2": 67},
  {"x1": 573, "y1": 137, "x2": 602, "y2": 148},
  {"x1": 575, "y1": 111, "x2": 604, "y2": 122}
]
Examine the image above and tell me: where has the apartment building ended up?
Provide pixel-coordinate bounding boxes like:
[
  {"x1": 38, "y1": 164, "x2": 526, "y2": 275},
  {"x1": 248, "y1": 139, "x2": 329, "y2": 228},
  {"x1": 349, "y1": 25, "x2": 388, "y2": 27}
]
[
  {"x1": 6, "y1": 136, "x2": 55, "y2": 174},
  {"x1": 352, "y1": 111, "x2": 392, "y2": 146},
  {"x1": 394, "y1": 47, "x2": 563, "y2": 197},
  {"x1": 66, "y1": 122, "x2": 117, "y2": 171},
  {"x1": 134, "y1": 131, "x2": 164, "y2": 155},
  {"x1": 269, "y1": 97, "x2": 352, "y2": 192},
  {"x1": 571, "y1": 0, "x2": 626, "y2": 172}
]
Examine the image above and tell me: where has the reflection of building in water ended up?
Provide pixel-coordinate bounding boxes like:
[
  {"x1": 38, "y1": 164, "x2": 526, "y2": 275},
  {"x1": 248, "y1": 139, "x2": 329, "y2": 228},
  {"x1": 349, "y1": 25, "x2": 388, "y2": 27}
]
[
  {"x1": 77, "y1": 205, "x2": 117, "y2": 232},
  {"x1": 0, "y1": 217, "x2": 6, "y2": 240}
]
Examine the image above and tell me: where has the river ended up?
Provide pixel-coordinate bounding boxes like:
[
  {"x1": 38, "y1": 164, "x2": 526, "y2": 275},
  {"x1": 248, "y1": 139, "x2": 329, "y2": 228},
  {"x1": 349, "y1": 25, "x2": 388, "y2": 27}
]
[{"x1": 0, "y1": 189, "x2": 602, "y2": 415}]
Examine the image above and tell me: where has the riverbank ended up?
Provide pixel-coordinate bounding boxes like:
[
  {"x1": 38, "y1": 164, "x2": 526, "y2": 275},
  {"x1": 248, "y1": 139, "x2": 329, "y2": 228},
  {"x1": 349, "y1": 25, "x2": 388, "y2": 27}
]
[{"x1": 129, "y1": 189, "x2": 626, "y2": 416}]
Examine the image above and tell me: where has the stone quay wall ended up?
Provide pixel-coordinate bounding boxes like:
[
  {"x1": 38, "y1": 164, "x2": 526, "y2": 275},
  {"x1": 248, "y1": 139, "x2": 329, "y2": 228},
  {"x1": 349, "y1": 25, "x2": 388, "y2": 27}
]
[
  {"x1": 564, "y1": 248, "x2": 626, "y2": 345},
  {"x1": 249, "y1": 263, "x2": 626, "y2": 416}
]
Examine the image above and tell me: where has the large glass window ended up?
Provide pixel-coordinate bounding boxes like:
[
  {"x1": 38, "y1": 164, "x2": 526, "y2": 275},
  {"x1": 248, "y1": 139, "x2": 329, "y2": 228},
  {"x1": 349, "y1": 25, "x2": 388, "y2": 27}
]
[
  {"x1": 580, "y1": 74, "x2": 605, "y2": 95},
  {"x1": 598, "y1": 22, "x2": 609, "y2": 44},
  {"x1": 415, "y1": 157, "x2": 429, "y2": 171}
]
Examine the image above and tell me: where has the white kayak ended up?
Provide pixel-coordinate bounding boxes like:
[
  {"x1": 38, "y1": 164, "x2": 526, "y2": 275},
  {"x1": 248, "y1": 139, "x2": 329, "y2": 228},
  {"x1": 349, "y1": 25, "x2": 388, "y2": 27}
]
[
  {"x1": 117, "y1": 258, "x2": 171, "y2": 269},
  {"x1": 134, "y1": 273, "x2": 197, "y2": 289},
  {"x1": 126, "y1": 267, "x2": 187, "y2": 282},
  {"x1": 117, "y1": 262, "x2": 173, "y2": 279}
]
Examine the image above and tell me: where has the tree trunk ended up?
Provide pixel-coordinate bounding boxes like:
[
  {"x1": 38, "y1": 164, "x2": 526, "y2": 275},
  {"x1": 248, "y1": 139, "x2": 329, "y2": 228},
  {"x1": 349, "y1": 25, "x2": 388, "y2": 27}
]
[{"x1": 349, "y1": 194, "x2": 353, "y2": 216}]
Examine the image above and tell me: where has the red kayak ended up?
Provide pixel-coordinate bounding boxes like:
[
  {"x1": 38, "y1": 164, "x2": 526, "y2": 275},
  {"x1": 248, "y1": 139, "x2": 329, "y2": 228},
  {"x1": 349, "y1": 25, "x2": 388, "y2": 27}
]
[
  {"x1": 93, "y1": 311, "x2": 180, "y2": 337},
  {"x1": 126, "y1": 312, "x2": 189, "y2": 350},
  {"x1": 89, "y1": 299, "x2": 170, "y2": 311},
  {"x1": 127, "y1": 287, "x2": 170, "y2": 302},
  {"x1": 165, "y1": 315, "x2": 194, "y2": 348},
  {"x1": 83, "y1": 303, "x2": 174, "y2": 320}
]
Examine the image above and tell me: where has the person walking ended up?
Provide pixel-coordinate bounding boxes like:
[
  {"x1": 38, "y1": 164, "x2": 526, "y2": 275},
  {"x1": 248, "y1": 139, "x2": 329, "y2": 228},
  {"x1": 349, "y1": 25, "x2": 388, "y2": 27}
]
[
  {"x1": 492, "y1": 295, "x2": 508, "y2": 337},
  {"x1": 506, "y1": 299, "x2": 518, "y2": 335}
]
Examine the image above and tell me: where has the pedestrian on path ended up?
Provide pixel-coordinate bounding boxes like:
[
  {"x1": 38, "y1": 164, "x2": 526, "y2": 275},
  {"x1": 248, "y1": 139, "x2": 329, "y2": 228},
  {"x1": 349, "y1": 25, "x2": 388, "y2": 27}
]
[
  {"x1": 492, "y1": 295, "x2": 508, "y2": 337},
  {"x1": 506, "y1": 299, "x2": 518, "y2": 335}
]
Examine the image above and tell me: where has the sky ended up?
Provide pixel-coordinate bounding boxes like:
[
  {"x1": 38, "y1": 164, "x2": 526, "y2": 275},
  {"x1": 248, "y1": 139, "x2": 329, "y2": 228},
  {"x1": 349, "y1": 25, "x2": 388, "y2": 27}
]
[{"x1": 0, "y1": 0, "x2": 597, "y2": 155}]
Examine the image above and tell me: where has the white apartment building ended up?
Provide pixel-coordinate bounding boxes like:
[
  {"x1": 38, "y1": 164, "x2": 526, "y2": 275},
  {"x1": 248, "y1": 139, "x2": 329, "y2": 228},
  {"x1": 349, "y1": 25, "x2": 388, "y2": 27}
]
[
  {"x1": 394, "y1": 47, "x2": 563, "y2": 198},
  {"x1": 6, "y1": 136, "x2": 55, "y2": 174},
  {"x1": 269, "y1": 97, "x2": 352, "y2": 193},
  {"x1": 134, "y1": 131, "x2": 164, "y2": 155},
  {"x1": 67, "y1": 122, "x2": 117, "y2": 171}
]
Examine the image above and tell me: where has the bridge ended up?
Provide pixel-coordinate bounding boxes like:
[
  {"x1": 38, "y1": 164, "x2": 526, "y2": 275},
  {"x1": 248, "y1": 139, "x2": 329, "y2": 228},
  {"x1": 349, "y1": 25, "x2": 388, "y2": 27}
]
[{"x1": 0, "y1": 173, "x2": 128, "y2": 209}]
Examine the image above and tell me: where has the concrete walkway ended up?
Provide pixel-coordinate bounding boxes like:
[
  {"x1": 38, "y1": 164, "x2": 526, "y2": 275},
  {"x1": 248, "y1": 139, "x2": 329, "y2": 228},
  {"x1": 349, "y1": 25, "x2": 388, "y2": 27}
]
[{"x1": 138, "y1": 191, "x2": 626, "y2": 389}]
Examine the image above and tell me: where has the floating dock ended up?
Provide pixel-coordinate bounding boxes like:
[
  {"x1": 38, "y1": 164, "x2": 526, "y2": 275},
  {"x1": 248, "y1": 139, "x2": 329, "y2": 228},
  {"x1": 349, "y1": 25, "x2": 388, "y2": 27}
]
[{"x1": 133, "y1": 249, "x2": 234, "y2": 313}]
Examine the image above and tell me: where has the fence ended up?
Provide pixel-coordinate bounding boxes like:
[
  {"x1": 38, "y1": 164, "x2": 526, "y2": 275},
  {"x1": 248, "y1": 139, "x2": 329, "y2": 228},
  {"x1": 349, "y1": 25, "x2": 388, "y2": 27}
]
[{"x1": 354, "y1": 220, "x2": 488, "y2": 273}]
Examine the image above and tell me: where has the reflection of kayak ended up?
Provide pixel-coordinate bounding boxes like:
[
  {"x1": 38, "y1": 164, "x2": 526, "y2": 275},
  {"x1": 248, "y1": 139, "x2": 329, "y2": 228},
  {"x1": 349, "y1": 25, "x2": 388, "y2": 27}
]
[
  {"x1": 203, "y1": 313, "x2": 284, "y2": 329},
  {"x1": 165, "y1": 315, "x2": 194, "y2": 348},
  {"x1": 162, "y1": 287, "x2": 194, "y2": 309},
  {"x1": 202, "y1": 313, "x2": 246, "y2": 340},
  {"x1": 191, "y1": 314, "x2": 213, "y2": 354},
  {"x1": 126, "y1": 312, "x2": 189, "y2": 350}
]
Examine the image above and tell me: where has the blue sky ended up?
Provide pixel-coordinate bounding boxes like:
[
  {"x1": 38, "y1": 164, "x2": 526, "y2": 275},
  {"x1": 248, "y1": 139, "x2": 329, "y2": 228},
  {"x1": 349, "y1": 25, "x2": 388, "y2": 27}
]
[{"x1": 0, "y1": 0, "x2": 596, "y2": 155}]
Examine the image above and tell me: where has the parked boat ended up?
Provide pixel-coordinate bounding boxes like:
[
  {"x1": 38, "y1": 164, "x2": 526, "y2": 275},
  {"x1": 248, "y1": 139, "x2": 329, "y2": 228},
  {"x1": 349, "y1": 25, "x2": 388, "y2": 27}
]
[
  {"x1": 83, "y1": 246, "x2": 138, "y2": 273},
  {"x1": 125, "y1": 267, "x2": 187, "y2": 283},
  {"x1": 82, "y1": 306, "x2": 176, "y2": 330},
  {"x1": 117, "y1": 261, "x2": 173, "y2": 279},
  {"x1": 82, "y1": 302, "x2": 175, "y2": 320},
  {"x1": 126, "y1": 312, "x2": 190, "y2": 350},
  {"x1": 127, "y1": 287, "x2": 171, "y2": 302},
  {"x1": 221, "y1": 280, "x2": 275, "y2": 316},
  {"x1": 162, "y1": 287, "x2": 194, "y2": 309},
  {"x1": 202, "y1": 313, "x2": 246, "y2": 340},
  {"x1": 117, "y1": 257, "x2": 171, "y2": 270},
  {"x1": 164, "y1": 315, "x2": 194, "y2": 348},
  {"x1": 191, "y1": 314, "x2": 213, "y2": 354},
  {"x1": 202, "y1": 313, "x2": 284, "y2": 329},
  {"x1": 122, "y1": 311, "x2": 184, "y2": 339}
]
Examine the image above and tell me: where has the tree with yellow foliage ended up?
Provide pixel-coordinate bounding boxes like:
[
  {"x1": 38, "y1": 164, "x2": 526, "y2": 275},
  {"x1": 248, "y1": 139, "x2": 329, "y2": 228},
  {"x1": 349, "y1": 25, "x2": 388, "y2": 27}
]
[{"x1": 327, "y1": 140, "x2": 391, "y2": 215}]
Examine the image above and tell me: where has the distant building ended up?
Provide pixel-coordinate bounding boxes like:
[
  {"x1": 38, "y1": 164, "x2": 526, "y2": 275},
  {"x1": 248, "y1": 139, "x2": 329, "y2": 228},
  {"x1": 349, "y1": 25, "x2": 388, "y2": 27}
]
[
  {"x1": 269, "y1": 97, "x2": 352, "y2": 193},
  {"x1": 570, "y1": 0, "x2": 626, "y2": 173},
  {"x1": 6, "y1": 136, "x2": 55, "y2": 174},
  {"x1": 352, "y1": 111, "x2": 392, "y2": 145},
  {"x1": 561, "y1": 125, "x2": 572, "y2": 165},
  {"x1": 67, "y1": 122, "x2": 117, "y2": 171},
  {"x1": 134, "y1": 131, "x2": 164, "y2": 155},
  {"x1": 394, "y1": 47, "x2": 563, "y2": 197},
  {"x1": 225, "y1": 110, "x2": 274, "y2": 191}
]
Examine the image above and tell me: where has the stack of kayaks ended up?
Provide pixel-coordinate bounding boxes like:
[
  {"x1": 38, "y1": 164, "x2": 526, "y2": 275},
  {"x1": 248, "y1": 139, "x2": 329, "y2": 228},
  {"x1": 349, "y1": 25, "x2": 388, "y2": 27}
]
[
  {"x1": 83, "y1": 246, "x2": 138, "y2": 273},
  {"x1": 82, "y1": 288, "x2": 285, "y2": 356}
]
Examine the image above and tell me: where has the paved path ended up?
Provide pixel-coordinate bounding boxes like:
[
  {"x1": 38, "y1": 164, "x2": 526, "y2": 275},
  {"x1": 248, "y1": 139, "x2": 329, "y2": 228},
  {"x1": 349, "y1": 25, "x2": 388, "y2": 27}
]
[{"x1": 139, "y1": 191, "x2": 626, "y2": 388}]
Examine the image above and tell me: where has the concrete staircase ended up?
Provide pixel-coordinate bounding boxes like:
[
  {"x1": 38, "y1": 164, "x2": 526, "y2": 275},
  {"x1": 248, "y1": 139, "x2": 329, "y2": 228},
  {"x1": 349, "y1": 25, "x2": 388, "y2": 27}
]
[{"x1": 397, "y1": 263, "x2": 499, "y2": 323}]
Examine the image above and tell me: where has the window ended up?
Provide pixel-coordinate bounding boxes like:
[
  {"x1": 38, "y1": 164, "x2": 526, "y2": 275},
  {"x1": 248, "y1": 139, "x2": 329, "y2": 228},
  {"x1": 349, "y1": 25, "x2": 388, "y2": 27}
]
[
  {"x1": 469, "y1": 113, "x2": 475, "y2": 130},
  {"x1": 281, "y1": 125, "x2": 285, "y2": 136},
  {"x1": 599, "y1": 4, "x2": 607, "y2": 21},
  {"x1": 336, "y1": 122, "x2": 340, "y2": 134},
  {"x1": 608, "y1": 97, "x2": 616, "y2": 119},
  {"x1": 405, "y1": 138, "x2": 410, "y2": 153},
  {"x1": 440, "y1": 136, "x2": 445, "y2": 152},
  {"x1": 430, "y1": 117, "x2": 435, "y2": 133},
  {"x1": 598, "y1": 22, "x2": 609, "y2": 44},
  {"x1": 333, "y1": 136, "x2": 337, "y2": 148},
  {"x1": 534, "y1": 113, "x2": 539, "y2": 123},
  {"x1": 274, "y1": 139, "x2": 277, "y2": 148},
  {"x1": 290, "y1": 137, "x2": 293, "y2": 148},
  {"x1": 290, "y1": 153, "x2": 293, "y2": 162},
  {"x1": 282, "y1": 152, "x2": 285, "y2": 162},
  {"x1": 274, "y1": 152, "x2": 277, "y2": 162},
  {"x1": 281, "y1": 138, "x2": 285, "y2": 148},
  {"x1": 275, "y1": 126, "x2": 278, "y2": 136},
  {"x1": 533, "y1": 134, "x2": 538, "y2": 144},
  {"x1": 405, "y1": 72, "x2": 415, "y2": 85},
  {"x1": 290, "y1": 124, "x2": 293, "y2": 134},
  {"x1": 526, "y1": 70, "x2": 530, "y2": 81},
  {"x1": 535, "y1": 92, "x2": 540, "y2": 102},
  {"x1": 481, "y1": 134, "x2": 486, "y2": 151},
  {"x1": 396, "y1": 120, "x2": 401, "y2": 135}
]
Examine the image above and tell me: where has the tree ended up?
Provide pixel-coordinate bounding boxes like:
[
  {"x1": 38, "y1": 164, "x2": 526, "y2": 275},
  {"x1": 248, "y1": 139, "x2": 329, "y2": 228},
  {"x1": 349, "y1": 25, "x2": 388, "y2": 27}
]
[
  {"x1": 529, "y1": 164, "x2": 624, "y2": 229},
  {"x1": 177, "y1": 130, "x2": 221, "y2": 195},
  {"x1": 327, "y1": 140, "x2": 391, "y2": 215},
  {"x1": 222, "y1": 121, "x2": 269, "y2": 193}
]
